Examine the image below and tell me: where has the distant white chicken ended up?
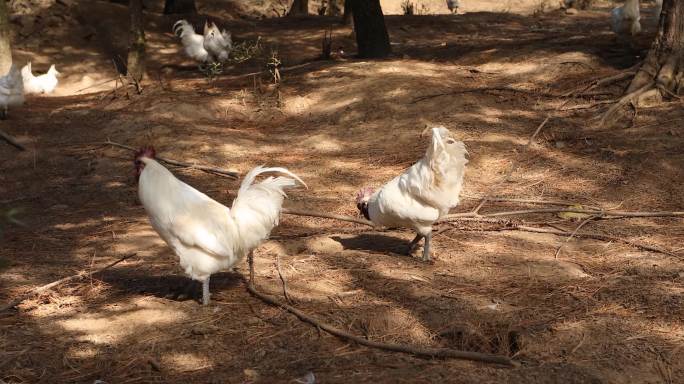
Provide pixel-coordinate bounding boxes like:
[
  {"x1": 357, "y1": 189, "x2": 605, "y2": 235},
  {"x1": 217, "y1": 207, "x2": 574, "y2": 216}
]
[
  {"x1": 0, "y1": 65, "x2": 25, "y2": 119},
  {"x1": 135, "y1": 147, "x2": 306, "y2": 305},
  {"x1": 21, "y1": 62, "x2": 60, "y2": 94},
  {"x1": 446, "y1": 0, "x2": 460, "y2": 14},
  {"x1": 203, "y1": 21, "x2": 233, "y2": 63},
  {"x1": 356, "y1": 127, "x2": 468, "y2": 262},
  {"x1": 611, "y1": 0, "x2": 641, "y2": 36},
  {"x1": 655, "y1": 0, "x2": 662, "y2": 19},
  {"x1": 172, "y1": 20, "x2": 232, "y2": 64}
]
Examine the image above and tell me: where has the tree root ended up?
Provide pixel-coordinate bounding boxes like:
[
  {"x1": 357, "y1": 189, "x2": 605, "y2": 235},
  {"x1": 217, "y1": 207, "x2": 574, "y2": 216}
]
[{"x1": 598, "y1": 81, "x2": 654, "y2": 128}]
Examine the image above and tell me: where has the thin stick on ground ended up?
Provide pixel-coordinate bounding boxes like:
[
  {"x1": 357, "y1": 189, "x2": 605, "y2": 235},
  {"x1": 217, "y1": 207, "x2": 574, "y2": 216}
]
[
  {"x1": 0, "y1": 128, "x2": 26, "y2": 151},
  {"x1": 275, "y1": 253, "x2": 292, "y2": 303},
  {"x1": 554, "y1": 215, "x2": 598, "y2": 259},
  {"x1": 0, "y1": 253, "x2": 136, "y2": 313},
  {"x1": 103, "y1": 140, "x2": 240, "y2": 180},
  {"x1": 282, "y1": 208, "x2": 375, "y2": 227},
  {"x1": 471, "y1": 116, "x2": 551, "y2": 215},
  {"x1": 246, "y1": 282, "x2": 518, "y2": 367},
  {"x1": 280, "y1": 206, "x2": 684, "y2": 226}
]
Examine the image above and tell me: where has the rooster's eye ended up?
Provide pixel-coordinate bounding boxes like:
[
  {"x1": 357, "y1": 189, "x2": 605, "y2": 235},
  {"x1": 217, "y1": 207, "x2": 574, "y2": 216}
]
[{"x1": 446, "y1": 139, "x2": 455, "y2": 144}]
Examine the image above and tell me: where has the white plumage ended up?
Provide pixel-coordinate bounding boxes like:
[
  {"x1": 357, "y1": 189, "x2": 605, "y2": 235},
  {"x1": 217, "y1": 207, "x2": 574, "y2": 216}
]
[
  {"x1": 446, "y1": 0, "x2": 460, "y2": 14},
  {"x1": 611, "y1": 0, "x2": 641, "y2": 36},
  {"x1": 21, "y1": 62, "x2": 60, "y2": 94},
  {"x1": 173, "y1": 20, "x2": 210, "y2": 63},
  {"x1": 136, "y1": 149, "x2": 305, "y2": 305},
  {"x1": 356, "y1": 126, "x2": 468, "y2": 261},
  {"x1": 172, "y1": 20, "x2": 232, "y2": 64},
  {"x1": 0, "y1": 65, "x2": 25, "y2": 119},
  {"x1": 203, "y1": 21, "x2": 233, "y2": 63}
]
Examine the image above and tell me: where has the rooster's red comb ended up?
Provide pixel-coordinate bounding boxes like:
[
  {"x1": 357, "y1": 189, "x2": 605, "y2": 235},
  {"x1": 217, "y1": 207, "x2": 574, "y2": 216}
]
[{"x1": 134, "y1": 146, "x2": 156, "y2": 161}]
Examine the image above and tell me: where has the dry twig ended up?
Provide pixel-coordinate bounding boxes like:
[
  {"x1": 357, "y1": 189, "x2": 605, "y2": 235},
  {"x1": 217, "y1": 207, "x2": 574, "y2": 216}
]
[
  {"x1": 246, "y1": 282, "x2": 518, "y2": 366},
  {"x1": 282, "y1": 208, "x2": 375, "y2": 227},
  {"x1": 0, "y1": 253, "x2": 136, "y2": 313},
  {"x1": 275, "y1": 253, "x2": 292, "y2": 303},
  {"x1": 103, "y1": 140, "x2": 239, "y2": 179}
]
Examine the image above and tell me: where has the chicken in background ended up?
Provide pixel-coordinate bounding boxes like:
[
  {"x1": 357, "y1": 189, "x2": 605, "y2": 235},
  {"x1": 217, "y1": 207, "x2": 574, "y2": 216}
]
[
  {"x1": 173, "y1": 19, "x2": 210, "y2": 63},
  {"x1": 356, "y1": 127, "x2": 468, "y2": 262},
  {"x1": 21, "y1": 62, "x2": 60, "y2": 94},
  {"x1": 446, "y1": 0, "x2": 460, "y2": 14},
  {"x1": 203, "y1": 21, "x2": 233, "y2": 63},
  {"x1": 0, "y1": 65, "x2": 25, "y2": 119},
  {"x1": 172, "y1": 19, "x2": 232, "y2": 65},
  {"x1": 135, "y1": 147, "x2": 306, "y2": 305},
  {"x1": 611, "y1": 0, "x2": 641, "y2": 37}
]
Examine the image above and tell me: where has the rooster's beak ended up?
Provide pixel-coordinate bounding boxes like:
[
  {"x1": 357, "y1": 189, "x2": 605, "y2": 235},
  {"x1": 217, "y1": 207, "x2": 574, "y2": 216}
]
[{"x1": 420, "y1": 126, "x2": 432, "y2": 138}]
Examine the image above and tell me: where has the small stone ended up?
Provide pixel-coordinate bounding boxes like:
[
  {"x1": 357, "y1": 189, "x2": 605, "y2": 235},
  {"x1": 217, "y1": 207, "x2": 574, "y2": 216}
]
[{"x1": 565, "y1": 8, "x2": 579, "y2": 15}]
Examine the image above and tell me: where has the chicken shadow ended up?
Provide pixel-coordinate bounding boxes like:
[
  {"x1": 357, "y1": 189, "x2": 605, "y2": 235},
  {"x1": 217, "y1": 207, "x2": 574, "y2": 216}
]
[
  {"x1": 102, "y1": 268, "x2": 242, "y2": 304},
  {"x1": 331, "y1": 233, "x2": 415, "y2": 256}
]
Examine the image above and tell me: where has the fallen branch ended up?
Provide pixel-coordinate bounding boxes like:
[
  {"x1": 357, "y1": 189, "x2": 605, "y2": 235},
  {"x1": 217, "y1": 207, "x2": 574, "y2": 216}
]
[
  {"x1": 442, "y1": 208, "x2": 684, "y2": 220},
  {"x1": 246, "y1": 283, "x2": 518, "y2": 366},
  {"x1": 0, "y1": 253, "x2": 136, "y2": 313},
  {"x1": 411, "y1": 86, "x2": 559, "y2": 104},
  {"x1": 505, "y1": 225, "x2": 678, "y2": 258},
  {"x1": 462, "y1": 195, "x2": 601, "y2": 209},
  {"x1": 0, "y1": 128, "x2": 26, "y2": 151},
  {"x1": 282, "y1": 208, "x2": 375, "y2": 227},
  {"x1": 103, "y1": 140, "x2": 239, "y2": 180},
  {"x1": 280, "y1": 207, "x2": 684, "y2": 227}
]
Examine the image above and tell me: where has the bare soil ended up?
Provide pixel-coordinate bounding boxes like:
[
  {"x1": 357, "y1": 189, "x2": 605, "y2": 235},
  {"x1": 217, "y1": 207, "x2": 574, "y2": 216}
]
[{"x1": 1, "y1": 1, "x2": 682, "y2": 383}]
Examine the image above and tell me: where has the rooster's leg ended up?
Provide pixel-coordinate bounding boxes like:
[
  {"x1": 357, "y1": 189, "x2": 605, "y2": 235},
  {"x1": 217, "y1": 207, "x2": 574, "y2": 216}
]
[
  {"x1": 202, "y1": 276, "x2": 211, "y2": 305},
  {"x1": 422, "y1": 233, "x2": 432, "y2": 262},
  {"x1": 407, "y1": 234, "x2": 424, "y2": 255},
  {"x1": 248, "y1": 251, "x2": 255, "y2": 287}
]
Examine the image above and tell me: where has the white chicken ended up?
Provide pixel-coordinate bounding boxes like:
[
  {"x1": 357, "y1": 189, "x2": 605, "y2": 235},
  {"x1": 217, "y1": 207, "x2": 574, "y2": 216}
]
[
  {"x1": 611, "y1": 0, "x2": 641, "y2": 37},
  {"x1": 135, "y1": 147, "x2": 306, "y2": 305},
  {"x1": 0, "y1": 64, "x2": 25, "y2": 119},
  {"x1": 446, "y1": 0, "x2": 460, "y2": 14},
  {"x1": 203, "y1": 21, "x2": 233, "y2": 63},
  {"x1": 172, "y1": 20, "x2": 232, "y2": 64},
  {"x1": 356, "y1": 127, "x2": 468, "y2": 262},
  {"x1": 21, "y1": 62, "x2": 60, "y2": 94}
]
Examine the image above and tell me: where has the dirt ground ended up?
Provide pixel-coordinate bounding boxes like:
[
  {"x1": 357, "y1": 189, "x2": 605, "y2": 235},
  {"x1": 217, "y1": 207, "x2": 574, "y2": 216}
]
[{"x1": 1, "y1": 0, "x2": 683, "y2": 383}]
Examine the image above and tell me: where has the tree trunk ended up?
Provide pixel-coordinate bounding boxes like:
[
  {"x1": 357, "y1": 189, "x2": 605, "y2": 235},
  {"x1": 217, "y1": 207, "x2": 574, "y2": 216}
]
[
  {"x1": 627, "y1": 0, "x2": 684, "y2": 97},
  {"x1": 342, "y1": 0, "x2": 352, "y2": 24},
  {"x1": 127, "y1": 0, "x2": 146, "y2": 82},
  {"x1": 287, "y1": 0, "x2": 309, "y2": 16},
  {"x1": 349, "y1": 0, "x2": 391, "y2": 58},
  {"x1": 0, "y1": 0, "x2": 12, "y2": 74},
  {"x1": 163, "y1": 0, "x2": 196, "y2": 15}
]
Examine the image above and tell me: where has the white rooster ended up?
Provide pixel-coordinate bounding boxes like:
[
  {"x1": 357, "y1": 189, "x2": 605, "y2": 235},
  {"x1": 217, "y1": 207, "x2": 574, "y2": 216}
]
[
  {"x1": 135, "y1": 147, "x2": 306, "y2": 305},
  {"x1": 0, "y1": 65, "x2": 25, "y2": 119},
  {"x1": 611, "y1": 0, "x2": 641, "y2": 37},
  {"x1": 203, "y1": 21, "x2": 233, "y2": 63},
  {"x1": 446, "y1": 0, "x2": 460, "y2": 14},
  {"x1": 172, "y1": 20, "x2": 232, "y2": 64},
  {"x1": 21, "y1": 62, "x2": 60, "y2": 94},
  {"x1": 356, "y1": 127, "x2": 468, "y2": 262}
]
